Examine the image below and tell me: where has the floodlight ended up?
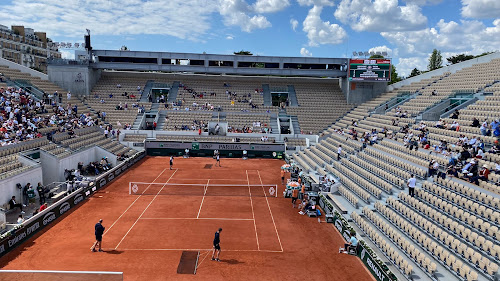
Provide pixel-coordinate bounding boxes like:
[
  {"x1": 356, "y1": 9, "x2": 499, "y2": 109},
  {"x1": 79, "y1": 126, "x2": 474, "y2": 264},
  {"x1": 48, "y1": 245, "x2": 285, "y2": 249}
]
[
  {"x1": 352, "y1": 51, "x2": 357, "y2": 56},
  {"x1": 376, "y1": 51, "x2": 381, "y2": 55},
  {"x1": 382, "y1": 51, "x2": 388, "y2": 56},
  {"x1": 364, "y1": 51, "x2": 370, "y2": 56},
  {"x1": 369, "y1": 51, "x2": 374, "y2": 56},
  {"x1": 358, "y1": 51, "x2": 364, "y2": 56}
]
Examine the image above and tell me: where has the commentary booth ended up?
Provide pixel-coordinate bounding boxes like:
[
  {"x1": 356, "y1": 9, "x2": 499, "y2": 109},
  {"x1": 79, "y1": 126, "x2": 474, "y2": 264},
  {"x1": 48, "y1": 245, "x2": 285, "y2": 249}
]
[{"x1": 145, "y1": 140, "x2": 284, "y2": 159}]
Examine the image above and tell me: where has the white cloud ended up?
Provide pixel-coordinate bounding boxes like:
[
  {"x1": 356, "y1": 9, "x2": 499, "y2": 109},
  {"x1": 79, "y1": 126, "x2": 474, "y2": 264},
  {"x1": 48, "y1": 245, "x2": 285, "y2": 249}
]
[
  {"x1": 60, "y1": 49, "x2": 75, "y2": 60},
  {"x1": 382, "y1": 19, "x2": 500, "y2": 76},
  {"x1": 396, "y1": 56, "x2": 428, "y2": 77},
  {"x1": 403, "y1": 0, "x2": 442, "y2": 5},
  {"x1": 368, "y1": 45, "x2": 393, "y2": 57},
  {"x1": 219, "y1": 0, "x2": 272, "y2": 32},
  {"x1": 0, "y1": 0, "x2": 218, "y2": 40},
  {"x1": 300, "y1": 47, "x2": 313, "y2": 57},
  {"x1": 461, "y1": 0, "x2": 500, "y2": 19},
  {"x1": 297, "y1": 0, "x2": 335, "y2": 6},
  {"x1": 290, "y1": 18, "x2": 299, "y2": 31},
  {"x1": 334, "y1": 0, "x2": 427, "y2": 32},
  {"x1": 303, "y1": 5, "x2": 347, "y2": 46},
  {"x1": 226, "y1": 35, "x2": 234, "y2": 40},
  {"x1": 253, "y1": 0, "x2": 290, "y2": 13}
]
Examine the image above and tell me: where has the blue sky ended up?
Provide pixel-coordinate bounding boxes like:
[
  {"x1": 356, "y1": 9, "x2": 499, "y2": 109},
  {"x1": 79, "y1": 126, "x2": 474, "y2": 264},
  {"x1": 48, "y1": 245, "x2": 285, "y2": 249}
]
[{"x1": 1, "y1": 0, "x2": 499, "y2": 76}]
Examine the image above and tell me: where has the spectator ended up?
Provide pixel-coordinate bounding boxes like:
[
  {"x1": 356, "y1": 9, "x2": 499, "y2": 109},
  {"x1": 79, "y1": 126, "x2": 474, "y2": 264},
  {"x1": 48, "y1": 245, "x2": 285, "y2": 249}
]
[
  {"x1": 9, "y1": 196, "x2": 24, "y2": 213},
  {"x1": 337, "y1": 145, "x2": 342, "y2": 160},
  {"x1": 39, "y1": 203, "x2": 48, "y2": 212},
  {"x1": 472, "y1": 165, "x2": 489, "y2": 185},
  {"x1": 407, "y1": 174, "x2": 416, "y2": 197},
  {"x1": 17, "y1": 214, "x2": 24, "y2": 224}
]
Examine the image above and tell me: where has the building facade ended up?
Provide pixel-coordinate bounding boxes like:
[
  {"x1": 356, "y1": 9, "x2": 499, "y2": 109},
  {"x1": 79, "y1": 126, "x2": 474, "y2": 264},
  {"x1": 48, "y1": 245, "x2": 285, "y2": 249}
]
[{"x1": 0, "y1": 24, "x2": 61, "y2": 73}]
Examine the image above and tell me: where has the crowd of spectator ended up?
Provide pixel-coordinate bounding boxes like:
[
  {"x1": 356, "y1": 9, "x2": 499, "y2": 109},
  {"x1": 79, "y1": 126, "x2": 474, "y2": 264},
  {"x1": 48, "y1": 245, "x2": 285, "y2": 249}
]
[{"x1": 1, "y1": 87, "x2": 99, "y2": 147}]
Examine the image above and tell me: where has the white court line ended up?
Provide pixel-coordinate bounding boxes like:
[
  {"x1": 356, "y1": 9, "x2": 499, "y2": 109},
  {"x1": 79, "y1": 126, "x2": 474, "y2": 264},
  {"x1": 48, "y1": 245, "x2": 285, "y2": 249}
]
[
  {"x1": 246, "y1": 170, "x2": 260, "y2": 251},
  {"x1": 140, "y1": 217, "x2": 254, "y2": 221},
  {"x1": 257, "y1": 170, "x2": 284, "y2": 253},
  {"x1": 114, "y1": 169, "x2": 178, "y2": 249},
  {"x1": 104, "y1": 167, "x2": 169, "y2": 236},
  {"x1": 117, "y1": 248, "x2": 283, "y2": 253},
  {"x1": 196, "y1": 179, "x2": 209, "y2": 219}
]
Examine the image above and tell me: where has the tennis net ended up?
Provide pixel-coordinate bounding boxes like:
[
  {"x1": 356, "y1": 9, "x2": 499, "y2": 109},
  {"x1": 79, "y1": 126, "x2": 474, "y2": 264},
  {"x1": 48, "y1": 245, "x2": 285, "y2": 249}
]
[{"x1": 129, "y1": 182, "x2": 279, "y2": 197}]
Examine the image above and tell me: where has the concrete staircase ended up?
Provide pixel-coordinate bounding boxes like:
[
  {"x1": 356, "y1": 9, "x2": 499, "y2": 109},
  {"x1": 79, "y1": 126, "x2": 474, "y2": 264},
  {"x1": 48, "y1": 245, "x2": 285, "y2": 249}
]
[
  {"x1": 269, "y1": 115, "x2": 279, "y2": 134},
  {"x1": 290, "y1": 116, "x2": 301, "y2": 134},
  {"x1": 156, "y1": 110, "x2": 167, "y2": 130},
  {"x1": 131, "y1": 112, "x2": 144, "y2": 130},
  {"x1": 287, "y1": 85, "x2": 298, "y2": 106},
  {"x1": 167, "y1": 81, "x2": 180, "y2": 103},
  {"x1": 262, "y1": 84, "x2": 272, "y2": 106},
  {"x1": 140, "y1": 80, "x2": 155, "y2": 102}
]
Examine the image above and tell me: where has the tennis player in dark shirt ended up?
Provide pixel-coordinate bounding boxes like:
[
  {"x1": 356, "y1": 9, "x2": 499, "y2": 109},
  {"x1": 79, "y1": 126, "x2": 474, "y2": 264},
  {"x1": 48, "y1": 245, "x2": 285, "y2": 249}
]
[
  {"x1": 211, "y1": 228, "x2": 222, "y2": 261},
  {"x1": 91, "y1": 219, "x2": 105, "y2": 252}
]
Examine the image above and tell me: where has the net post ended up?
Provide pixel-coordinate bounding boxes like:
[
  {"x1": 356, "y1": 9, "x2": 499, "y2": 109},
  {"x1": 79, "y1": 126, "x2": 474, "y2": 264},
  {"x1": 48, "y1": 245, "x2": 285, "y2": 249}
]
[
  {"x1": 128, "y1": 182, "x2": 131, "y2": 195},
  {"x1": 275, "y1": 184, "x2": 278, "y2": 198}
]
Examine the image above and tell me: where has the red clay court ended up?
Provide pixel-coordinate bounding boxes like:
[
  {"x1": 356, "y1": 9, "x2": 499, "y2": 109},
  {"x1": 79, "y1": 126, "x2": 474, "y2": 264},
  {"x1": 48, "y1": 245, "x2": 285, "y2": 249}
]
[{"x1": 0, "y1": 157, "x2": 373, "y2": 281}]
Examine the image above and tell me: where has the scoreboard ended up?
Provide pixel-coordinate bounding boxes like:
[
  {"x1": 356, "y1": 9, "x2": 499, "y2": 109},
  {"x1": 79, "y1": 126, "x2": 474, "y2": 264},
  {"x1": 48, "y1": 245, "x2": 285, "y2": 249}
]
[{"x1": 348, "y1": 59, "x2": 391, "y2": 82}]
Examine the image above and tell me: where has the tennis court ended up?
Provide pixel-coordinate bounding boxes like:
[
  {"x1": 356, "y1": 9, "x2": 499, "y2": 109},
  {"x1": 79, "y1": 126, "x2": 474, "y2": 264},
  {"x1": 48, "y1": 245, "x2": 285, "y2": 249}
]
[{"x1": 0, "y1": 157, "x2": 373, "y2": 281}]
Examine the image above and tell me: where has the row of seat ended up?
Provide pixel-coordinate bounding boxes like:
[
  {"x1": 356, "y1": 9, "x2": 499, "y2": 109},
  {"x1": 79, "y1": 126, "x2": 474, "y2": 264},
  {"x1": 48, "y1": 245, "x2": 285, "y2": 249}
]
[
  {"x1": 349, "y1": 155, "x2": 405, "y2": 188},
  {"x1": 364, "y1": 147, "x2": 427, "y2": 178},
  {"x1": 362, "y1": 206, "x2": 440, "y2": 278},
  {"x1": 351, "y1": 211, "x2": 414, "y2": 278},
  {"x1": 338, "y1": 158, "x2": 394, "y2": 194},
  {"x1": 325, "y1": 165, "x2": 371, "y2": 203},
  {"x1": 386, "y1": 196, "x2": 498, "y2": 279},
  {"x1": 333, "y1": 162, "x2": 383, "y2": 199},
  {"x1": 338, "y1": 185, "x2": 358, "y2": 209},
  {"x1": 432, "y1": 177, "x2": 500, "y2": 208},
  {"x1": 397, "y1": 192, "x2": 499, "y2": 257}
]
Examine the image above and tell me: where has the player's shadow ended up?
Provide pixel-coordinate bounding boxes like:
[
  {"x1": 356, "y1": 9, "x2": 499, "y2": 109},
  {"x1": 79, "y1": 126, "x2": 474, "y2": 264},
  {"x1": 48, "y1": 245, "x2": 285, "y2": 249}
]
[
  {"x1": 221, "y1": 259, "x2": 244, "y2": 265},
  {"x1": 104, "y1": 250, "x2": 124, "y2": 255}
]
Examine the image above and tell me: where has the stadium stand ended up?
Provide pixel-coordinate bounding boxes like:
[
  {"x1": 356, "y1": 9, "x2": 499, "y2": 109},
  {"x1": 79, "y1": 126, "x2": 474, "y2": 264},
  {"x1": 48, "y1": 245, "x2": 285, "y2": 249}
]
[{"x1": 291, "y1": 55, "x2": 500, "y2": 281}]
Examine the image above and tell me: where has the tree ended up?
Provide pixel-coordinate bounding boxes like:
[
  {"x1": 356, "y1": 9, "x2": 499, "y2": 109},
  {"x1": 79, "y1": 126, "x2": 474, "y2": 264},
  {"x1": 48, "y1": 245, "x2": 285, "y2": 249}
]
[
  {"x1": 369, "y1": 54, "x2": 385, "y2": 59},
  {"x1": 446, "y1": 54, "x2": 474, "y2": 64},
  {"x1": 428, "y1": 49, "x2": 442, "y2": 71},
  {"x1": 409, "y1": 68, "x2": 421, "y2": 78},
  {"x1": 234, "y1": 50, "x2": 253, "y2": 55},
  {"x1": 389, "y1": 65, "x2": 401, "y2": 85}
]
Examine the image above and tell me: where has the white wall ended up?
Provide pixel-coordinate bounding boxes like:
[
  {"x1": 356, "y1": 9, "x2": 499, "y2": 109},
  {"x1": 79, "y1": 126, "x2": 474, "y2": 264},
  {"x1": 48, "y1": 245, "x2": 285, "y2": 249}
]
[
  {"x1": 40, "y1": 146, "x2": 118, "y2": 183},
  {"x1": 0, "y1": 167, "x2": 43, "y2": 206}
]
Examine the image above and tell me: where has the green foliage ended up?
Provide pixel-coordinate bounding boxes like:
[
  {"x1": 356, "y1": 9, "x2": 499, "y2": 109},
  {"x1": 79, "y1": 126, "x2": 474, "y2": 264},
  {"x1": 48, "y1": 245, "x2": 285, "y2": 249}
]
[
  {"x1": 446, "y1": 51, "x2": 495, "y2": 64},
  {"x1": 409, "y1": 68, "x2": 421, "y2": 78},
  {"x1": 428, "y1": 49, "x2": 443, "y2": 71},
  {"x1": 369, "y1": 54, "x2": 385, "y2": 59},
  {"x1": 389, "y1": 65, "x2": 401, "y2": 85},
  {"x1": 234, "y1": 50, "x2": 253, "y2": 55}
]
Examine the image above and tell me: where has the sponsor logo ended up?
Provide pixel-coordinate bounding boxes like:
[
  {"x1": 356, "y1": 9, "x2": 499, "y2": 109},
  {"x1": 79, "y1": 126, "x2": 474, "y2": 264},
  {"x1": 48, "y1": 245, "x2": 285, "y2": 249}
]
[
  {"x1": 74, "y1": 72, "x2": 84, "y2": 83},
  {"x1": 366, "y1": 255, "x2": 384, "y2": 281},
  {"x1": 8, "y1": 232, "x2": 27, "y2": 247},
  {"x1": 43, "y1": 212, "x2": 57, "y2": 226},
  {"x1": 26, "y1": 222, "x2": 40, "y2": 235},
  {"x1": 59, "y1": 202, "x2": 71, "y2": 215},
  {"x1": 0, "y1": 244, "x2": 5, "y2": 254},
  {"x1": 361, "y1": 248, "x2": 366, "y2": 260},
  {"x1": 115, "y1": 169, "x2": 121, "y2": 177},
  {"x1": 334, "y1": 220, "x2": 343, "y2": 233},
  {"x1": 107, "y1": 173, "x2": 114, "y2": 181},
  {"x1": 99, "y1": 178, "x2": 107, "y2": 187},
  {"x1": 74, "y1": 194, "x2": 84, "y2": 205},
  {"x1": 218, "y1": 144, "x2": 242, "y2": 150},
  {"x1": 85, "y1": 191, "x2": 90, "y2": 196},
  {"x1": 122, "y1": 165, "x2": 127, "y2": 172}
]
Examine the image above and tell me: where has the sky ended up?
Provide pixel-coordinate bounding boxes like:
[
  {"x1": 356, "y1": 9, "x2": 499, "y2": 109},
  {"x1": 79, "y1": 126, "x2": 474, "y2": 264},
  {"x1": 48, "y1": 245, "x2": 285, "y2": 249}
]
[{"x1": 0, "y1": 0, "x2": 499, "y2": 77}]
